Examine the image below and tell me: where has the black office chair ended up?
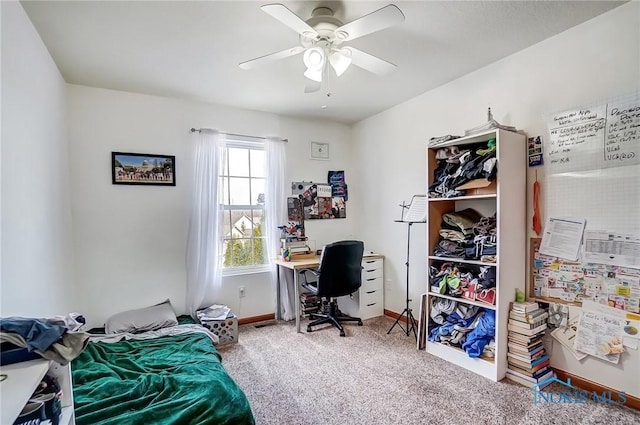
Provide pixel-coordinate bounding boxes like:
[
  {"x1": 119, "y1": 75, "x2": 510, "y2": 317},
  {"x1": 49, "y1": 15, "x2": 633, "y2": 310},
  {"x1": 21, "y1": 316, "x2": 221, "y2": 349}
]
[{"x1": 300, "y1": 240, "x2": 364, "y2": 337}]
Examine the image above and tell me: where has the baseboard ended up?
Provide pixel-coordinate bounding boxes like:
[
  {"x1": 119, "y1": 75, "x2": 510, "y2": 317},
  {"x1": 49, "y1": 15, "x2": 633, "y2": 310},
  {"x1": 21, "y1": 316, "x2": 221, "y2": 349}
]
[
  {"x1": 553, "y1": 368, "x2": 639, "y2": 411},
  {"x1": 238, "y1": 313, "x2": 275, "y2": 326},
  {"x1": 242, "y1": 310, "x2": 400, "y2": 326},
  {"x1": 242, "y1": 310, "x2": 399, "y2": 326},
  {"x1": 384, "y1": 309, "x2": 406, "y2": 323}
]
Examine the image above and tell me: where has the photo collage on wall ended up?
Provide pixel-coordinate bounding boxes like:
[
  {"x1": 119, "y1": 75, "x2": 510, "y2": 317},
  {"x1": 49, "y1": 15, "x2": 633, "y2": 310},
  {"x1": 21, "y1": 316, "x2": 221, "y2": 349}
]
[{"x1": 290, "y1": 171, "x2": 347, "y2": 220}]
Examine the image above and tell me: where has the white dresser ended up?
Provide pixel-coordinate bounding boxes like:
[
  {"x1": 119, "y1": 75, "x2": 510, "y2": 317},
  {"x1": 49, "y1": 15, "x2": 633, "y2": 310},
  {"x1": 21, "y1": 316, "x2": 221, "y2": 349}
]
[{"x1": 340, "y1": 254, "x2": 384, "y2": 320}]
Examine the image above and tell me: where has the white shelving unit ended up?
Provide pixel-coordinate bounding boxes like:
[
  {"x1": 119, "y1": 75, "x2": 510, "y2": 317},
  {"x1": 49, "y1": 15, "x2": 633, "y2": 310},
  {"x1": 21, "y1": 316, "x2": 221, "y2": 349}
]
[
  {"x1": 340, "y1": 255, "x2": 385, "y2": 320},
  {"x1": 1, "y1": 359, "x2": 75, "y2": 425},
  {"x1": 423, "y1": 128, "x2": 526, "y2": 382}
]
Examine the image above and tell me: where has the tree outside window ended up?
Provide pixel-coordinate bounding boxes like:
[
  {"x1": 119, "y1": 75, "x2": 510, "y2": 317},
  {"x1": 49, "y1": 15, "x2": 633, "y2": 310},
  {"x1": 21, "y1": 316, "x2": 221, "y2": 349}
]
[{"x1": 221, "y1": 142, "x2": 267, "y2": 269}]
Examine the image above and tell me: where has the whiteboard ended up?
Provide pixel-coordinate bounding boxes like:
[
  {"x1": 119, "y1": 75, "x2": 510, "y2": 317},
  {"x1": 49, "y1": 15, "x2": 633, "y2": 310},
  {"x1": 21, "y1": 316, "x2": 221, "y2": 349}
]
[{"x1": 542, "y1": 90, "x2": 640, "y2": 398}]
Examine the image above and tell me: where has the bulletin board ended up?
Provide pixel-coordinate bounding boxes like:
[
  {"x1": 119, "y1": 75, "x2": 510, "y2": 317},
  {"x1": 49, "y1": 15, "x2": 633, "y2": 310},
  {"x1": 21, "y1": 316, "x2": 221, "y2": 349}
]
[
  {"x1": 291, "y1": 171, "x2": 348, "y2": 220},
  {"x1": 529, "y1": 238, "x2": 640, "y2": 314}
]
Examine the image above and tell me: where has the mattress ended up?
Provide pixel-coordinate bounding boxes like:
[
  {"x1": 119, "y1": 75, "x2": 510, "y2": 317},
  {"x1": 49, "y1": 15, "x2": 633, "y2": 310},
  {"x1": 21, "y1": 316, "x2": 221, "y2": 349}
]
[{"x1": 71, "y1": 327, "x2": 254, "y2": 425}]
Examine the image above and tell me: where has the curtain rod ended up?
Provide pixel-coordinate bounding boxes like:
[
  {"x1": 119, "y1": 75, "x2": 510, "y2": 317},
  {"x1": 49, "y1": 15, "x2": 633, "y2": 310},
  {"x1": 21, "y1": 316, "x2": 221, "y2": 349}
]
[{"x1": 190, "y1": 128, "x2": 288, "y2": 143}]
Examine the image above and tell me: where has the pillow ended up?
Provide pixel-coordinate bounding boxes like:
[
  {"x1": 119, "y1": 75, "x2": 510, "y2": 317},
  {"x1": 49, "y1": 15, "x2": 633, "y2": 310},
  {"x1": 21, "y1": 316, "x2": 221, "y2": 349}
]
[{"x1": 105, "y1": 299, "x2": 178, "y2": 334}]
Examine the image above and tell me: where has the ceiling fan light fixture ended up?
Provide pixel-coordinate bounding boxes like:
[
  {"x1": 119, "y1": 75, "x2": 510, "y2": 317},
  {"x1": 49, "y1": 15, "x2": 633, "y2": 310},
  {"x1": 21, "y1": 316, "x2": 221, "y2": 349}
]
[
  {"x1": 329, "y1": 49, "x2": 352, "y2": 77},
  {"x1": 304, "y1": 67, "x2": 323, "y2": 82},
  {"x1": 303, "y1": 47, "x2": 325, "y2": 70}
]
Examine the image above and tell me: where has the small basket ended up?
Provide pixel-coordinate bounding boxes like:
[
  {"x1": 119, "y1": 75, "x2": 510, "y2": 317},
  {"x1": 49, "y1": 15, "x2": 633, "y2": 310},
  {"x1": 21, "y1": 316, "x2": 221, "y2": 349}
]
[{"x1": 199, "y1": 315, "x2": 239, "y2": 346}]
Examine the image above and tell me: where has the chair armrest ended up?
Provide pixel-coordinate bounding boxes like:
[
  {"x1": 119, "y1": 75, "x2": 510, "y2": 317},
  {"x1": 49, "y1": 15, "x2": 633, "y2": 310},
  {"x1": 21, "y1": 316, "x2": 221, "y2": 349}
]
[
  {"x1": 299, "y1": 268, "x2": 320, "y2": 293},
  {"x1": 299, "y1": 268, "x2": 319, "y2": 279}
]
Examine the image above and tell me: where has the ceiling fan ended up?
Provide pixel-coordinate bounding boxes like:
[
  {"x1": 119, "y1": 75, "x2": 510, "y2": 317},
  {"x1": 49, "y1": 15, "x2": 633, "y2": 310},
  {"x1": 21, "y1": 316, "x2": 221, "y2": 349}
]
[{"x1": 239, "y1": 3, "x2": 405, "y2": 93}]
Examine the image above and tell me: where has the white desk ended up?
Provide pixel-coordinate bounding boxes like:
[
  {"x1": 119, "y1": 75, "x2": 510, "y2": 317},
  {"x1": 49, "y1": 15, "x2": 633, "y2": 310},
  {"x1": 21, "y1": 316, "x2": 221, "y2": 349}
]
[{"x1": 274, "y1": 254, "x2": 384, "y2": 333}]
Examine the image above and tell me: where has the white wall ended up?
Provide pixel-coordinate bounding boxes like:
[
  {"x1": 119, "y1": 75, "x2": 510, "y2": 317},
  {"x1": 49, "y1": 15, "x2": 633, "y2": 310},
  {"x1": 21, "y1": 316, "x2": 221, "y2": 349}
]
[
  {"x1": 67, "y1": 85, "x2": 353, "y2": 328},
  {"x1": 1, "y1": 1, "x2": 77, "y2": 317},
  {"x1": 352, "y1": 2, "x2": 639, "y2": 396}
]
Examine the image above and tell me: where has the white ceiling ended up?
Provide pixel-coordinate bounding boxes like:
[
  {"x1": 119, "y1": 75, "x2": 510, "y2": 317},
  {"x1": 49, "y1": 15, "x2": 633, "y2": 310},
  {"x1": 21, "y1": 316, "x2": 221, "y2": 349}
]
[{"x1": 21, "y1": 0, "x2": 626, "y2": 124}]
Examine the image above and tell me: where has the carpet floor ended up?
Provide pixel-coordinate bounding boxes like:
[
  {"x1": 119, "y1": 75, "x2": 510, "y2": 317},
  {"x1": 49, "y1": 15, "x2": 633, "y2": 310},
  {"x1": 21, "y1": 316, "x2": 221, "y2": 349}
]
[{"x1": 220, "y1": 316, "x2": 639, "y2": 425}]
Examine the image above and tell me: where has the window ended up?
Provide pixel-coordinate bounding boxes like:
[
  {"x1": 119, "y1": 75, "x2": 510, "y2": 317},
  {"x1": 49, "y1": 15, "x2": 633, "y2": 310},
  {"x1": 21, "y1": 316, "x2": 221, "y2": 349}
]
[{"x1": 220, "y1": 138, "x2": 268, "y2": 272}]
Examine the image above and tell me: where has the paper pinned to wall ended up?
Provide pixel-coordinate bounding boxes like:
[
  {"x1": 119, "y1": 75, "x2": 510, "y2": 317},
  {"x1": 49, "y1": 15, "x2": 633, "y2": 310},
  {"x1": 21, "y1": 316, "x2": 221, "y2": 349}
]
[
  {"x1": 539, "y1": 217, "x2": 586, "y2": 261},
  {"x1": 573, "y1": 309, "x2": 625, "y2": 363},
  {"x1": 583, "y1": 230, "x2": 640, "y2": 268},
  {"x1": 582, "y1": 300, "x2": 640, "y2": 347},
  {"x1": 550, "y1": 314, "x2": 588, "y2": 361}
]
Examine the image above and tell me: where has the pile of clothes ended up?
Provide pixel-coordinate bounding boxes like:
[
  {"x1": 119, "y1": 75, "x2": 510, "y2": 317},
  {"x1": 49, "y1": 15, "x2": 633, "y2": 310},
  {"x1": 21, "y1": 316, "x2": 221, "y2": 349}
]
[
  {"x1": 428, "y1": 299, "x2": 496, "y2": 358},
  {"x1": 0, "y1": 313, "x2": 89, "y2": 365},
  {"x1": 1, "y1": 313, "x2": 89, "y2": 425},
  {"x1": 429, "y1": 261, "x2": 496, "y2": 305},
  {"x1": 433, "y1": 208, "x2": 497, "y2": 263},
  {"x1": 428, "y1": 140, "x2": 497, "y2": 199}
]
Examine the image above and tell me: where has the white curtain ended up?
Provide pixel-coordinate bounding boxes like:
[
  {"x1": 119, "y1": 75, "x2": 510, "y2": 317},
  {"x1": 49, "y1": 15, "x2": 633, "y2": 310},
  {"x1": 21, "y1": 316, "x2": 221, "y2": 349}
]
[
  {"x1": 186, "y1": 129, "x2": 226, "y2": 316},
  {"x1": 264, "y1": 137, "x2": 293, "y2": 319}
]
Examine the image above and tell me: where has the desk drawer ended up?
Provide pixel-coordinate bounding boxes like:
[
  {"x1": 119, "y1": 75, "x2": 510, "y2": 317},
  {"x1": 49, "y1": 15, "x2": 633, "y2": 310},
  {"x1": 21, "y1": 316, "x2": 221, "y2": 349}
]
[
  {"x1": 360, "y1": 287, "x2": 382, "y2": 305},
  {"x1": 362, "y1": 260, "x2": 383, "y2": 279},
  {"x1": 360, "y1": 300, "x2": 383, "y2": 320},
  {"x1": 362, "y1": 259, "x2": 383, "y2": 270},
  {"x1": 361, "y1": 276, "x2": 383, "y2": 291}
]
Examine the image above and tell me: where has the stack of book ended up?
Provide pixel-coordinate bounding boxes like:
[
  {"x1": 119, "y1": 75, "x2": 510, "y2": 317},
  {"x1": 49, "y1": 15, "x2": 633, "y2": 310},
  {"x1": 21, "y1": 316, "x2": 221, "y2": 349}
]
[
  {"x1": 300, "y1": 292, "x2": 320, "y2": 317},
  {"x1": 281, "y1": 238, "x2": 311, "y2": 255},
  {"x1": 505, "y1": 301, "x2": 555, "y2": 388}
]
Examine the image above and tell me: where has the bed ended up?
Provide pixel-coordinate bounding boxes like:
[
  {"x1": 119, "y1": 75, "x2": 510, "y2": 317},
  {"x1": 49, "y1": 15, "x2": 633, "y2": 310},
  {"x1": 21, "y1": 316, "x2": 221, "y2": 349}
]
[{"x1": 71, "y1": 316, "x2": 254, "y2": 425}]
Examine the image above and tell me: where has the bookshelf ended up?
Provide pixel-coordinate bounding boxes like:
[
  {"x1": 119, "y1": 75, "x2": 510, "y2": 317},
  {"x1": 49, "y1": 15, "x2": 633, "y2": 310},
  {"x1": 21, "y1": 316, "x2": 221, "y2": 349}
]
[
  {"x1": 0, "y1": 359, "x2": 75, "y2": 425},
  {"x1": 422, "y1": 128, "x2": 526, "y2": 382}
]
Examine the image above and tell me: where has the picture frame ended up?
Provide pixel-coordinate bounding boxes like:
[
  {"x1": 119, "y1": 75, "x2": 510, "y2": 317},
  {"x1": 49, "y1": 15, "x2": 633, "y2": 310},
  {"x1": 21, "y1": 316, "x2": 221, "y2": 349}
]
[
  {"x1": 112, "y1": 152, "x2": 175, "y2": 186},
  {"x1": 310, "y1": 141, "x2": 330, "y2": 160}
]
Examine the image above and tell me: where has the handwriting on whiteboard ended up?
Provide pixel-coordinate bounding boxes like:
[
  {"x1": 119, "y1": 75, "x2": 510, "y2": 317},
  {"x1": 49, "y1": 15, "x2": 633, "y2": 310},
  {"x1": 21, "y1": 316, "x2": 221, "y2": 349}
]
[{"x1": 545, "y1": 92, "x2": 639, "y2": 173}]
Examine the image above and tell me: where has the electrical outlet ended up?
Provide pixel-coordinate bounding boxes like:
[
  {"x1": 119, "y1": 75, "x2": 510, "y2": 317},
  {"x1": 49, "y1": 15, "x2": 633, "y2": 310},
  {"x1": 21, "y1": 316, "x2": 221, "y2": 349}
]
[{"x1": 239, "y1": 286, "x2": 246, "y2": 298}]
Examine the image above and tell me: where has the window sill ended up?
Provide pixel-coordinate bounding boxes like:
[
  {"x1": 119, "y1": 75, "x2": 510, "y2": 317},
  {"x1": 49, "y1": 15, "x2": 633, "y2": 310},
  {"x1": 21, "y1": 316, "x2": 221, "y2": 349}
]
[{"x1": 222, "y1": 265, "x2": 271, "y2": 277}]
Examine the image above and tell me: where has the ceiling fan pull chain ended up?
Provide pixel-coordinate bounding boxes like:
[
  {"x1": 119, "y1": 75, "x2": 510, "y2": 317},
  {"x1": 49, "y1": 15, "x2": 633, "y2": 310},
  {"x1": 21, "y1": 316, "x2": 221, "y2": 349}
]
[{"x1": 324, "y1": 61, "x2": 331, "y2": 98}]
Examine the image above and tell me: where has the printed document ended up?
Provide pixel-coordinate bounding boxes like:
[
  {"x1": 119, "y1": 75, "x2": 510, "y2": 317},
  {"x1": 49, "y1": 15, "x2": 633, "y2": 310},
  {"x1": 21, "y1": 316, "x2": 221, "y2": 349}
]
[
  {"x1": 403, "y1": 195, "x2": 427, "y2": 222},
  {"x1": 539, "y1": 217, "x2": 586, "y2": 261},
  {"x1": 583, "y1": 230, "x2": 640, "y2": 268}
]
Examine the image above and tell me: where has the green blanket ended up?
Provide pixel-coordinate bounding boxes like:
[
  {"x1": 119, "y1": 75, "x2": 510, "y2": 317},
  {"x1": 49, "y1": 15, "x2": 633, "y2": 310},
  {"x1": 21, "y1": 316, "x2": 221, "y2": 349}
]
[{"x1": 72, "y1": 331, "x2": 254, "y2": 425}]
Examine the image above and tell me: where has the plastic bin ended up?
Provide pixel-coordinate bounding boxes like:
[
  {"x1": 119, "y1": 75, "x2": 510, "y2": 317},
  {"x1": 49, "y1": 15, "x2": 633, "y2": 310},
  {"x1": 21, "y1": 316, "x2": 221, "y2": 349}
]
[{"x1": 198, "y1": 314, "x2": 238, "y2": 346}]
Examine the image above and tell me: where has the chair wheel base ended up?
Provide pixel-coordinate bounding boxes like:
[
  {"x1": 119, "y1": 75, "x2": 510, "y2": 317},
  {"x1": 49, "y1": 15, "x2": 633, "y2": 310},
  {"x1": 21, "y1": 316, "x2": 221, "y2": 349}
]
[
  {"x1": 340, "y1": 331, "x2": 346, "y2": 337},
  {"x1": 357, "y1": 320, "x2": 363, "y2": 326},
  {"x1": 306, "y1": 326, "x2": 313, "y2": 332}
]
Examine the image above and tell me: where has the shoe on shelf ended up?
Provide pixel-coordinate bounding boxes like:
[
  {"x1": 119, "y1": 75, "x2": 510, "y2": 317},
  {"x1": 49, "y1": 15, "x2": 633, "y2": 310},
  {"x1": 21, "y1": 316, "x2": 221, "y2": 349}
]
[{"x1": 475, "y1": 287, "x2": 496, "y2": 305}]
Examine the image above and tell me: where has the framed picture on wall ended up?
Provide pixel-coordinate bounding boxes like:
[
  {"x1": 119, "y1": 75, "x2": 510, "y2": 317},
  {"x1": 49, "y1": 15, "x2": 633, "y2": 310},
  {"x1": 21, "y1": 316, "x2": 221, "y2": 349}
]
[
  {"x1": 310, "y1": 141, "x2": 329, "y2": 160},
  {"x1": 112, "y1": 152, "x2": 175, "y2": 186}
]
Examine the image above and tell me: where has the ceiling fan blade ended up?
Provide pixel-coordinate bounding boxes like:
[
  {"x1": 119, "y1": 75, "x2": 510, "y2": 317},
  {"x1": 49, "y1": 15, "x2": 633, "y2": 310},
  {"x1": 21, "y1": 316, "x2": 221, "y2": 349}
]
[
  {"x1": 304, "y1": 80, "x2": 322, "y2": 93},
  {"x1": 261, "y1": 4, "x2": 318, "y2": 38},
  {"x1": 346, "y1": 47, "x2": 397, "y2": 75},
  {"x1": 334, "y1": 4, "x2": 404, "y2": 42},
  {"x1": 239, "y1": 46, "x2": 304, "y2": 70}
]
